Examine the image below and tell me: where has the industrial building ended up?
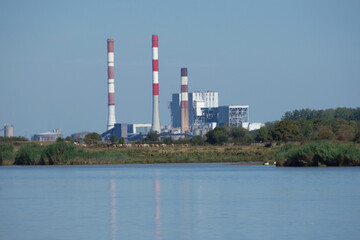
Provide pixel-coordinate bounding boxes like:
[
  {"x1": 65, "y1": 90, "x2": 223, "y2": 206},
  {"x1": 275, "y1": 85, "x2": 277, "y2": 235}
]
[
  {"x1": 127, "y1": 124, "x2": 152, "y2": 135},
  {"x1": 102, "y1": 123, "x2": 128, "y2": 140},
  {"x1": 32, "y1": 129, "x2": 63, "y2": 142},
  {"x1": 218, "y1": 105, "x2": 249, "y2": 127},
  {"x1": 171, "y1": 91, "x2": 219, "y2": 128},
  {"x1": 3, "y1": 125, "x2": 14, "y2": 137}
]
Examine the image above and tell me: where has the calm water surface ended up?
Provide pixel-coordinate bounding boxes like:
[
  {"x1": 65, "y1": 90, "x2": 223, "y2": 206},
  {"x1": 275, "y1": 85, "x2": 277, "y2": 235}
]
[{"x1": 0, "y1": 164, "x2": 359, "y2": 240}]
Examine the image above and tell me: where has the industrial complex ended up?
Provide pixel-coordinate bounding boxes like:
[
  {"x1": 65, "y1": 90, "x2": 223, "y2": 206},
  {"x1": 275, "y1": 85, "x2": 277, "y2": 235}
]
[
  {"x1": 14, "y1": 34, "x2": 262, "y2": 142},
  {"x1": 99, "y1": 35, "x2": 263, "y2": 141}
]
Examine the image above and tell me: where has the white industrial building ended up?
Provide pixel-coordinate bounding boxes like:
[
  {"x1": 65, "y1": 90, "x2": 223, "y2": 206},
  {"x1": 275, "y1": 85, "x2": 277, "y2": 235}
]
[
  {"x1": 32, "y1": 129, "x2": 63, "y2": 142},
  {"x1": 171, "y1": 91, "x2": 219, "y2": 128},
  {"x1": 218, "y1": 105, "x2": 249, "y2": 127},
  {"x1": 127, "y1": 123, "x2": 152, "y2": 135}
]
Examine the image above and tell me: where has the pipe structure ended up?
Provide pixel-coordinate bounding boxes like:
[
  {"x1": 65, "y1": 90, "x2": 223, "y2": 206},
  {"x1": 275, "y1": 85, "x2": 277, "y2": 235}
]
[
  {"x1": 152, "y1": 35, "x2": 161, "y2": 133},
  {"x1": 107, "y1": 39, "x2": 116, "y2": 130},
  {"x1": 180, "y1": 68, "x2": 189, "y2": 133}
]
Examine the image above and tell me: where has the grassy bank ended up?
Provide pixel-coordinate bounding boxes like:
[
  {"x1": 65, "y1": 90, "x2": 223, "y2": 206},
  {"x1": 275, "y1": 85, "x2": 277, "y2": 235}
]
[
  {"x1": 0, "y1": 141, "x2": 275, "y2": 165},
  {"x1": 275, "y1": 141, "x2": 360, "y2": 167}
]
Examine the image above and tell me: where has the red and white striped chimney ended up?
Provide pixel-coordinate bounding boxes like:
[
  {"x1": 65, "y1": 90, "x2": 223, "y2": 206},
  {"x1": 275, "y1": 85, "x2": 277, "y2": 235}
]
[
  {"x1": 181, "y1": 68, "x2": 189, "y2": 133},
  {"x1": 107, "y1": 39, "x2": 116, "y2": 130},
  {"x1": 152, "y1": 35, "x2": 161, "y2": 132}
]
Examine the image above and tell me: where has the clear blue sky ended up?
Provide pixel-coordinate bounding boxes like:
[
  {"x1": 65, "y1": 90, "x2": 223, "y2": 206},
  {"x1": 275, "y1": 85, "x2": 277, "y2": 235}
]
[{"x1": 1, "y1": 0, "x2": 359, "y2": 138}]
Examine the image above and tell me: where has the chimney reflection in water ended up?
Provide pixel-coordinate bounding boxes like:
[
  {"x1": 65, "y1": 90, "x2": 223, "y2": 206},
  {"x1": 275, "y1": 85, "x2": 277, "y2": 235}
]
[
  {"x1": 154, "y1": 172, "x2": 162, "y2": 240},
  {"x1": 109, "y1": 175, "x2": 117, "y2": 240}
]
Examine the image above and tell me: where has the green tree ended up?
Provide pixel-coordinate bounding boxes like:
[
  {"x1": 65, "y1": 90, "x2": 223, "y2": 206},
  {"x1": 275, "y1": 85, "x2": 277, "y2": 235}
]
[
  {"x1": 313, "y1": 126, "x2": 336, "y2": 140},
  {"x1": 118, "y1": 137, "x2": 125, "y2": 144},
  {"x1": 255, "y1": 127, "x2": 270, "y2": 142},
  {"x1": 205, "y1": 127, "x2": 229, "y2": 145},
  {"x1": 162, "y1": 137, "x2": 173, "y2": 145},
  {"x1": 56, "y1": 137, "x2": 64, "y2": 142},
  {"x1": 109, "y1": 135, "x2": 117, "y2": 144},
  {"x1": 296, "y1": 119, "x2": 314, "y2": 140},
  {"x1": 271, "y1": 120, "x2": 303, "y2": 142},
  {"x1": 84, "y1": 132, "x2": 102, "y2": 145},
  {"x1": 190, "y1": 135, "x2": 205, "y2": 146},
  {"x1": 229, "y1": 126, "x2": 252, "y2": 145},
  {"x1": 144, "y1": 131, "x2": 159, "y2": 142}
]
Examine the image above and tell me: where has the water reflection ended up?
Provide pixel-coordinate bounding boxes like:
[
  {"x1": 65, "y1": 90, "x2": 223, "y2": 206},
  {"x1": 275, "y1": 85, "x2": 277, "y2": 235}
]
[
  {"x1": 154, "y1": 171, "x2": 162, "y2": 240},
  {"x1": 109, "y1": 173, "x2": 117, "y2": 240}
]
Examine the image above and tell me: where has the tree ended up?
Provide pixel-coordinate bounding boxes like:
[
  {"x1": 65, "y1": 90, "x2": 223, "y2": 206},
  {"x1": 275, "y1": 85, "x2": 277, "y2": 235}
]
[
  {"x1": 190, "y1": 135, "x2": 205, "y2": 146},
  {"x1": 312, "y1": 126, "x2": 335, "y2": 140},
  {"x1": 83, "y1": 132, "x2": 102, "y2": 145},
  {"x1": 296, "y1": 119, "x2": 314, "y2": 140},
  {"x1": 205, "y1": 127, "x2": 229, "y2": 145},
  {"x1": 271, "y1": 120, "x2": 303, "y2": 142},
  {"x1": 163, "y1": 137, "x2": 173, "y2": 145},
  {"x1": 255, "y1": 127, "x2": 270, "y2": 142},
  {"x1": 229, "y1": 126, "x2": 252, "y2": 145},
  {"x1": 230, "y1": 126, "x2": 246, "y2": 139},
  {"x1": 118, "y1": 137, "x2": 125, "y2": 144},
  {"x1": 109, "y1": 135, "x2": 117, "y2": 144},
  {"x1": 144, "y1": 131, "x2": 159, "y2": 142}
]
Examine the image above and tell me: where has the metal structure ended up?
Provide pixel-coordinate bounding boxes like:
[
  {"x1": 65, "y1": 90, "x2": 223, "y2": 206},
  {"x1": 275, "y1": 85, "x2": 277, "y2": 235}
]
[
  {"x1": 218, "y1": 105, "x2": 249, "y2": 127},
  {"x1": 107, "y1": 39, "x2": 116, "y2": 130},
  {"x1": 152, "y1": 35, "x2": 161, "y2": 132},
  {"x1": 180, "y1": 68, "x2": 189, "y2": 133}
]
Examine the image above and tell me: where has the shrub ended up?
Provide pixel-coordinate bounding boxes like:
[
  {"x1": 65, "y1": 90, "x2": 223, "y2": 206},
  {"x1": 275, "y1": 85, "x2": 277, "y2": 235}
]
[
  {"x1": 205, "y1": 127, "x2": 229, "y2": 145},
  {"x1": 190, "y1": 135, "x2": 205, "y2": 146},
  {"x1": 14, "y1": 144, "x2": 44, "y2": 165},
  {"x1": 41, "y1": 142, "x2": 76, "y2": 165},
  {"x1": 276, "y1": 141, "x2": 360, "y2": 167}
]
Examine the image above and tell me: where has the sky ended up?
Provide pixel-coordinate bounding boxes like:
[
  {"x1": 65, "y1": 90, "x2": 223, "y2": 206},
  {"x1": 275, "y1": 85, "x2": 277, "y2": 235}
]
[{"x1": 0, "y1": 0, "x2": 359, "y2": 138}]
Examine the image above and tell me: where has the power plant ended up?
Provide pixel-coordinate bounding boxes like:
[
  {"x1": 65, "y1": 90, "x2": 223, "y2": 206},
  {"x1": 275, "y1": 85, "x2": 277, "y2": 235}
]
[
  {"x1": 95, "y1": 34, "x2": 262, "y2": 141},
  {"x1": 107, "y1": 39, "x2": 116, "y2": 131},
  {"x1": 7, "y1": 35, "x2": 261, "y2": 141},
  {"x1": 152, "y1": 35, "x2": 161, "y2": 133}
]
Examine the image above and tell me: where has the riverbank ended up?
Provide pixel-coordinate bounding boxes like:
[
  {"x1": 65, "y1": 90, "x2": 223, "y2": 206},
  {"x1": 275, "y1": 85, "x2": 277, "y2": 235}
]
[{"x1": 0, "y1": 142, "x2": 276, "y2": 165}]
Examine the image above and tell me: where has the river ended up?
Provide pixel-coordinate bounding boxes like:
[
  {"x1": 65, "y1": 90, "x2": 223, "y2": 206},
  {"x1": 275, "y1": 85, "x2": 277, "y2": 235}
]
[{"x1": 1, "y1": 163, "x2": 359, "y2": 240}]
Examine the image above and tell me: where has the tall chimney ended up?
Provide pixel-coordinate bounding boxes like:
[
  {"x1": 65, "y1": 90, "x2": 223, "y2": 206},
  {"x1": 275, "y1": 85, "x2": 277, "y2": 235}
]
[
  {"x1": 107, "y1": 39, "x2": 116, "y2": 130},
  {"x1": 152, "y1": 35, "x2": 161, "y2": 132},
  {"x1": 181, "y1": 68, "x2": 189, "y2": 133}
]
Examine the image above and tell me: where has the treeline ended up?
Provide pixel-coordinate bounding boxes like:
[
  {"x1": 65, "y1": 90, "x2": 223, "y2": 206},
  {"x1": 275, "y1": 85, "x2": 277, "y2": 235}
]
[
  {"x1": 0, "y1": 136, "x2": 28, "y2": 142},
  {"x1": 255, "y1": 119, "x2": 360, "y2": 143},
  {"x1": 281, "y1": 107, "x2": 360, "y2": 121}
]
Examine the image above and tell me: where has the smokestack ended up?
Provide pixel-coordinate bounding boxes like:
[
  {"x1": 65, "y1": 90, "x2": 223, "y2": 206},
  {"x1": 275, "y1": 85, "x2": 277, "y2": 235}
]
[
  {"x1": 107, "y1": 39, "x2": 116, "y2": 130},
  {"x1": 181, "y1": 68, "x2": 189, "y2": 133},
  {"x1": 152, "y1": 35, "x2": 161, "y2": 132}
]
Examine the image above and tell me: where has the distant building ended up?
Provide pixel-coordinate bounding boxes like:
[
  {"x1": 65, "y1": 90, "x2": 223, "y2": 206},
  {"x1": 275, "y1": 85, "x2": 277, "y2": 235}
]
[
  {"x1": 171, "y1": 91, "x2": 219, "y2": 128},
  {"x1": 4, "y1": 125, "x2": 14, "y2": 137},
  {"x1": 102, "y1": 123, "x2": 128, "y2": 140},
  {"x1": 32, "y1": 129, "x2": 63, "y2": 142},
  {"x1": 218, "y1": 105, "x2": 249, "y2": 127},
  {"x1": 127, "y1": 123, "x2": 152, "y2": 135},
  {"x1": 248, "y1": 123, "x2": 265, "y2": 131}
]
